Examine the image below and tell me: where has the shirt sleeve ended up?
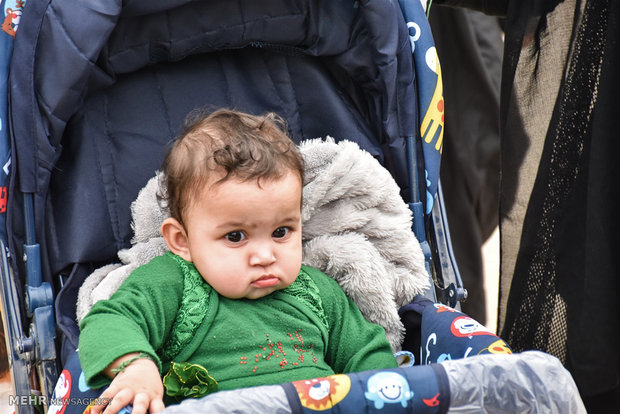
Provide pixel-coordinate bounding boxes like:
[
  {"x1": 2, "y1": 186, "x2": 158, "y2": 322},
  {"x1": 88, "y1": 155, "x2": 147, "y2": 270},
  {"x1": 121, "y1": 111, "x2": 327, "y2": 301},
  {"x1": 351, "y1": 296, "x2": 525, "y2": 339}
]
[
  {"x1": 304, "y1": 266, "x2": 398, "y2": 373},
  {"x1": 78, "y1": 253, "x2": 184, "y2": 388}
]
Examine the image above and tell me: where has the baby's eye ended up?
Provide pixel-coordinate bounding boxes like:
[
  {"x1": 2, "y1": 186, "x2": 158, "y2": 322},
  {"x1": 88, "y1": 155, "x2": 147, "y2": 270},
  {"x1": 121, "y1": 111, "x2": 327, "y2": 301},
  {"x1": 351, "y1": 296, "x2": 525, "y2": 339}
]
[
  {"x1": 225, "y1": 231, "x2": 246, "y2": 243},
  {"x1": 272, "y1": 227, "x2": 290, "y2": 239}
]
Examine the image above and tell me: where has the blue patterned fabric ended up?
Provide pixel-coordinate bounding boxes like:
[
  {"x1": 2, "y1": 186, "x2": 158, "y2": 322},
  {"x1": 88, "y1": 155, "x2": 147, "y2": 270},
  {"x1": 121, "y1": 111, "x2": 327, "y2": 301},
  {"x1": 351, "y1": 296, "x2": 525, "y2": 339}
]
[
  {"x1": 286, "y1": 295, "x2": 514, "y2": 414},
  {"x1": 47, "y1": 350, "x2": 104, "y2": 414},
  {"x1": 0, "y1": 0, "x2": 24, "y2": 242},
  {"x1": 399, "y1": 0, "x2": 444, "y2": 213},
  {"x1": 401, "y1": 296, "x2": 512, "y2": 365},
  {"x1": 287, "y1": 364, "x2": 449, "y2": 414}
]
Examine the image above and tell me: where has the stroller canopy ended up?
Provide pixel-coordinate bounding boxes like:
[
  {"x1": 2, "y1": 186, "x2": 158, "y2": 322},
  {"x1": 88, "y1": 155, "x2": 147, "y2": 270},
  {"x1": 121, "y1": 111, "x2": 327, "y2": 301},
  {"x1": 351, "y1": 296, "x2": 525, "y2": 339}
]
[{"x1": 9, "y1": 0, "x2": 420, "y2": 278}]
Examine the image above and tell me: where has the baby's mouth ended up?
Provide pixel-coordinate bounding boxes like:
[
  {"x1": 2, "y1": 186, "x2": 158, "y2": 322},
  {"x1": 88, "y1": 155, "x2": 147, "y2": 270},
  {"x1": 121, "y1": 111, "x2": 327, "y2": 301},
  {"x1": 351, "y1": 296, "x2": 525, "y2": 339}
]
[{"x1": 251, "y1": 275, "x2": 279, "y2": 288}]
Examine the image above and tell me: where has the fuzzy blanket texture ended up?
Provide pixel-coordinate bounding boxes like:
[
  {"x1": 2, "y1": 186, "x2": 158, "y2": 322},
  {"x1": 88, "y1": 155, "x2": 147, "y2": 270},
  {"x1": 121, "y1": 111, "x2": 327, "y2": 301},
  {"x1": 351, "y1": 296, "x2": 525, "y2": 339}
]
[{"x1": 76, "y1": 138, "x2": 429, "y2": 351}]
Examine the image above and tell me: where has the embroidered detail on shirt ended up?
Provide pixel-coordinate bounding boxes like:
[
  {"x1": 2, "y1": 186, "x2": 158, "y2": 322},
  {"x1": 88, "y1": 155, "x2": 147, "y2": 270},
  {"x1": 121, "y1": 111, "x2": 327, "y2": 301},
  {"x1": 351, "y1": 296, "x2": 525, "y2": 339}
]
[
  {"x1": 280, "y1": 268, "x2": 328, "y2": 331},
  {"x1": 161, "y1": 254, "x2": 212, "y2": 361},
  {"x1": 290, "y1": 329, "x2": 318, "y2": 365},
  {"x1": 163, "y1": 361, "x2": 218, "y2": 400},
  {"x1": 241, "y1": 331, "x2": 318, "y2": 374}
]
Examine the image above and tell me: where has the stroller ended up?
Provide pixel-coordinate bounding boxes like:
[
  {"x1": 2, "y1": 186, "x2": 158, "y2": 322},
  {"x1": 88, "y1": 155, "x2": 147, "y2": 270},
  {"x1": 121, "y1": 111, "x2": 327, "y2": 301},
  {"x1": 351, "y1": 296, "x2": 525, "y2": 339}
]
[{"x1": 0, "y1": 0, "x2": 582, "y2": 412}]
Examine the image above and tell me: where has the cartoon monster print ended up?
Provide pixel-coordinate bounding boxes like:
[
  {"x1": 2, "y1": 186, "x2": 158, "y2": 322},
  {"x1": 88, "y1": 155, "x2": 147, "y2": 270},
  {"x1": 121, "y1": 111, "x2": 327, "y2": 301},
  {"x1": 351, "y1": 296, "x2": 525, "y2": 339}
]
[
  {"x1": 433, "y1": 303, "x2": 458, "y2": 313},
  {"x1": 365, "y1": 372, "x2": 413, "y2": 409},
  {"x1": 482, "y1": 339, "x2": 512, "y2": 355},
  {"x1": 47, "y1": 369, "x2": 72, "y2": 414},
  {"x1": 293, "y1": 374, "x2": 351, "y2": 411},
  {"x1": 1, "y1": 0, "x2": 25, "y2": 37},
  {"x1": 450, "y1": 316, "x2": 494, "y2": 338}
]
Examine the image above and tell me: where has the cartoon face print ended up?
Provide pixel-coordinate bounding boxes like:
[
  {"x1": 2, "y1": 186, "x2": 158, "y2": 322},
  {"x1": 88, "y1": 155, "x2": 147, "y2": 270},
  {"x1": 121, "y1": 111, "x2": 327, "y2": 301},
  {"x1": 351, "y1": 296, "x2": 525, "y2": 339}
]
[
  {"x1": 308, "y1": 379, "x2": 331, "y2": 401},
  {"x1": 293, "y1": 374, "x2": 351, "y2": 411},
  {"x1": 364, "y1": 372, "x2": 413, "y2": 409},
  {"x1": 1, "y1": 0, "x2": 25, "y2": 37},
  {"x1": 482, "y1": 339, "x2": 513, "y2": 355},
  {"x1": 407, "y1": 21, "x2": 421, "y2": 52},
  {"x1": 48, "y1": 370, "x2": 72, "y2": 414},
  {"x1": 433, "y1": 303, "x2": 457, "y2": 313},
  {"x1": 450, "y1": 316, "x2": 494, "y2": 338},
  {"x1": 0, "y1": 187, "x2": 7, "y2": 213}
]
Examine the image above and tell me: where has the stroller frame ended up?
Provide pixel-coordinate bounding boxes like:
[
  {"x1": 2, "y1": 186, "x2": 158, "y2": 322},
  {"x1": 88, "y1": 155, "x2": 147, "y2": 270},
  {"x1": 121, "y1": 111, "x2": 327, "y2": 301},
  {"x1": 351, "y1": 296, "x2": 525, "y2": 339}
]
[{"x1": 0, "y1": 0, "x2": 465, "y2": 410}]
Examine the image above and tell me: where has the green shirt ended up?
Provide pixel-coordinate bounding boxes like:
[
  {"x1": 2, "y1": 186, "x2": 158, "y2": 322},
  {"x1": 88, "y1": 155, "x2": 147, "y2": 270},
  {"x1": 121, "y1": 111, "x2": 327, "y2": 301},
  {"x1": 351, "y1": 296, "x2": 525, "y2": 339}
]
[{"x1": 79, "y1": 253, "x2": 397, "y2": 399}]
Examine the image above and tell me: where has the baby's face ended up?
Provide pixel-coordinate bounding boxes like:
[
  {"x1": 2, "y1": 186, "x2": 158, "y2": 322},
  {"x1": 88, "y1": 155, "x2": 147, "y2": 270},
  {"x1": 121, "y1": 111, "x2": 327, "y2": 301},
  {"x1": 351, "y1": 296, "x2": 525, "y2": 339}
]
[{"x1": 182, "y1": 172, "x2": 302, "y2": 299}]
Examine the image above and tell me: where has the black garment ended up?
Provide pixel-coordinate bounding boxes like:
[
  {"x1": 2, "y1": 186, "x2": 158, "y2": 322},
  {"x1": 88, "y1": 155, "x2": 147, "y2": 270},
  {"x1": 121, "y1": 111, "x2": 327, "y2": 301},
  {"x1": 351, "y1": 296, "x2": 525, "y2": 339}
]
[
  {"x1": 429, "y1": 7, "x2": 503, "y2": 326},
  {"x1": 436, "y1": 0, "x2": 620, "y2": 410}
]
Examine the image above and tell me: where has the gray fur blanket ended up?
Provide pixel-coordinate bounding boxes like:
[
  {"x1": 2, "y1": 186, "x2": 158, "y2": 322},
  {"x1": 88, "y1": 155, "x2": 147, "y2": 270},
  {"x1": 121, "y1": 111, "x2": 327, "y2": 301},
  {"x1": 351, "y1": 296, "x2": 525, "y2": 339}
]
[{"x1": 76, "y1": 138, "x2": 429, "y2": 351}]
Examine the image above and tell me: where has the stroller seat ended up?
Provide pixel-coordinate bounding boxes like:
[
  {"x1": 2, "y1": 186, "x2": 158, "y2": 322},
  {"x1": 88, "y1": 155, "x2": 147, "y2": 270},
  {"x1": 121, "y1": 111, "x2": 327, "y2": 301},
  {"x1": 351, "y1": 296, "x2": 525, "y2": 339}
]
[
  {"x1": 0, "y1": 0, "x2": 583, "y2": 412},
  {"x1": 51, "y1": 138, "x2": 584, "y2": 414}
]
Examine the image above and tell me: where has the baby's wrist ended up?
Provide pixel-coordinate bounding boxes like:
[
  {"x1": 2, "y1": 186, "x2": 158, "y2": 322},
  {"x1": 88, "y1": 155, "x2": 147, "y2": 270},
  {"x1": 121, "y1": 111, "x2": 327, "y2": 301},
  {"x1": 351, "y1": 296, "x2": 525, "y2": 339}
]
[{"x1": 108, "y1": 352, "x2": 155, "y2": 377}]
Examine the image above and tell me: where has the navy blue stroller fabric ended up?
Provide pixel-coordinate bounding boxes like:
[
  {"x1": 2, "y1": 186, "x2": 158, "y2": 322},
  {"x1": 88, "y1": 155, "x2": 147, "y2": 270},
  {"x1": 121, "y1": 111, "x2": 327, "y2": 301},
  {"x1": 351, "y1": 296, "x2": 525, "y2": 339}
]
[
  {"x1": 46, "y1": 351, "x2": 100, "y2": 414},
  {"x1": 400, "y1": 296, "x2": 512, "y2": 366},
  {"x1": 284, "y1": 364, "x2": 449, "y2": 414}
]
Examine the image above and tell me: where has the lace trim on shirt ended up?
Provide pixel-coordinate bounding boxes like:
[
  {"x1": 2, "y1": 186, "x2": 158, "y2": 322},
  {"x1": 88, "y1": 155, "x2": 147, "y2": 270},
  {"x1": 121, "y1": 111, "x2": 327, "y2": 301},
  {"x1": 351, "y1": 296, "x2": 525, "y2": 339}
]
[
  {"x1": 281, "y1": 268, "x2": 328, "y2": 332},
  {"x1": 161, "y1": 254, "x2": 212, "y2": 361}
]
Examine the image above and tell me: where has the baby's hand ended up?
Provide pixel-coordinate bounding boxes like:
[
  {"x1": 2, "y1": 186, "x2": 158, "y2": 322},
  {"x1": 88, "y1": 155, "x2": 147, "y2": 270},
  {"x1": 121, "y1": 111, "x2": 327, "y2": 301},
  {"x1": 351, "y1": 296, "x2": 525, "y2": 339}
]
[{"x1": 92, "y1": 353, "x2": 165, "y2": 414}]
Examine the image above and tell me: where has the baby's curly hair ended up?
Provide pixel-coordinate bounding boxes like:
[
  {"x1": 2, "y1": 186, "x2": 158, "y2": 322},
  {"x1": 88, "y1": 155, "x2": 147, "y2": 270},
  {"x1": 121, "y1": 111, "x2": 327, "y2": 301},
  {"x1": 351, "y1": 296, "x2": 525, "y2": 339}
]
[{"x1": 160, "y1": 108, "x2": 304, "y2": 225}]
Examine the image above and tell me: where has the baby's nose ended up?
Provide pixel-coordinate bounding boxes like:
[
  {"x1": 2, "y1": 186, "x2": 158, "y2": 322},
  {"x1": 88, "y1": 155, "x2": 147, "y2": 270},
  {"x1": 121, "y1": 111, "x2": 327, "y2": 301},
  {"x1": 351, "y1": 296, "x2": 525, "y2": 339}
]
[{"x1": 249, "y1": 241, "x2": 276, "y2": 266}]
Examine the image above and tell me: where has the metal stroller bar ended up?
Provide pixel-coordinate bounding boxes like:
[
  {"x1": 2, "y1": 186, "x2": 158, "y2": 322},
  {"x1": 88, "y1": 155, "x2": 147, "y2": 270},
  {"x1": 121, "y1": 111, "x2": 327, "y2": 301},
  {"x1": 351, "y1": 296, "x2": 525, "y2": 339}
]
[
  {"x1": 431, "y1": 182, "x2": 467, "y2": 308},
  {"x1": 23, "y1": 192, "x2": 57, "y2": 406},
  {"x1": 0, "y1": 238, "x2": 34, "y2": 412},
  {"x1": 406, "y1": 135, "x2": 436, "y2": 302},
  {"x1": 23, "y1": 193, "x2": 41, "y2": 288},
  {"x1": 406, "y1": 136, "x2": 466, "y2": 308}
]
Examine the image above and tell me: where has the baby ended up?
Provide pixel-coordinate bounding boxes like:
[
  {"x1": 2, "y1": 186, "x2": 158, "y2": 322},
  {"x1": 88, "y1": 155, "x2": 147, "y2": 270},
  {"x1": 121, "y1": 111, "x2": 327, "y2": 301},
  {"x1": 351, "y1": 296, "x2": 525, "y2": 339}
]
[{"x1": 78, "y1": 109, "x2": 397, "y2": 414}]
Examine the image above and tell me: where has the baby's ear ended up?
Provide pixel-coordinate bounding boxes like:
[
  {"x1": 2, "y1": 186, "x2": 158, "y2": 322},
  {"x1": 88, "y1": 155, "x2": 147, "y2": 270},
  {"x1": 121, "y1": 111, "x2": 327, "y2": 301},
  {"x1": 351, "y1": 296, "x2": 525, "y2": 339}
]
[{"x1": 161, "y1": 217, "x2": 192, "y2": 262}]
